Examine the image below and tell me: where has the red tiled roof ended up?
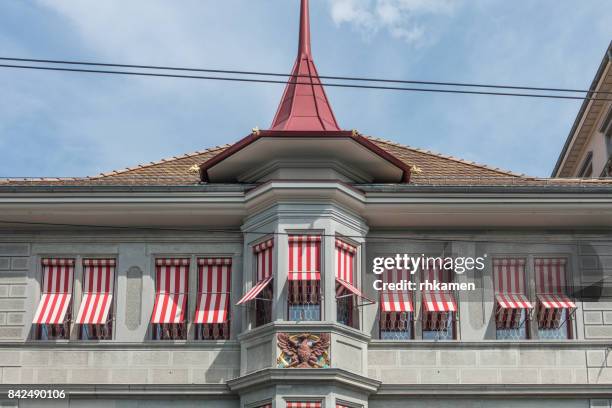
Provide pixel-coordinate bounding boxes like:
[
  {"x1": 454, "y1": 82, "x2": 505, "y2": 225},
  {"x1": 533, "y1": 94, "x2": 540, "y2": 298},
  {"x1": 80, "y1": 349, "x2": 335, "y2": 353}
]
[{"x1": 2, "y1": 137, "x2": 612, "y2": 187}]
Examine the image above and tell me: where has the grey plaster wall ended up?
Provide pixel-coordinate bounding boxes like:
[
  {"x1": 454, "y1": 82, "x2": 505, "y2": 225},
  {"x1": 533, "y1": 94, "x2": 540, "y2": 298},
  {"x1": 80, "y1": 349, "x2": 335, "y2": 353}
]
[
  {"x1": 579, "y1": 242, "x2": 612, "y2": 340},
  {"x1": 368, "y1": 343, "x2": 612, "y2": 385},
  {"x1": 0, "y1": 345, "x2": 240, "y2": 385},
  {"x1": 0, "y1": 243, "x2": 29, "y2": 341}
]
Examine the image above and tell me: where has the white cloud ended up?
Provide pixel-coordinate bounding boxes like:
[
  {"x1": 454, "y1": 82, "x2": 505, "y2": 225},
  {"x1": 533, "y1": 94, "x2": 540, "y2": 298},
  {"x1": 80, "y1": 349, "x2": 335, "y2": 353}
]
[{"x1": 329, "y1": 0, "x2": 458, "y2": 46}]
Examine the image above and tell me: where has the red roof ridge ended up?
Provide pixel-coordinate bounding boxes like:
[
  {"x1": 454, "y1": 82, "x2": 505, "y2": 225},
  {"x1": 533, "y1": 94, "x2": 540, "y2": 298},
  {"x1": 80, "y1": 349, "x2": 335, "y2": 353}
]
[
  {"x1": 87, "y1": 144, "x2": 231, "y2": 180},
  {"x1": 366, "y1": 136, "x2": 530, "y2": 178}
]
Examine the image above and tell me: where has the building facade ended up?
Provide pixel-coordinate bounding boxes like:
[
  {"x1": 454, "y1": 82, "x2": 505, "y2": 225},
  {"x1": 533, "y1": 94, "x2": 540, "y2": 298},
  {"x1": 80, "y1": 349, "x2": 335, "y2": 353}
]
[
  {"x1": 553, "y1": 41, "x2": 612, "y2": 178},
  {"x1": 1, "y1": 2, "x2": 612, "y2": 407}
]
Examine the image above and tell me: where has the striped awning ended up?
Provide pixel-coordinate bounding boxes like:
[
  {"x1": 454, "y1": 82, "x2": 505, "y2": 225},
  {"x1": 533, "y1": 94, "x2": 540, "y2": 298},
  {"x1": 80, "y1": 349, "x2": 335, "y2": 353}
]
[
  {"x1": 336, "y1": 278, "x2": 374, "y2": 303},
  {"x1": 495, "y1": 293, "x2": 533, "y2": 309},
  {"x1": 287, "y1": 402, "x2": 321, "y2": 408},
  {"x1": 195, "y1": 293, "x2": 229, "y2": 323},
  {"x1": 236, "y1": 277, "x2": 273, "y2": 305},
  {"x1": 33, "y1": 293, "x2": 72, "y2": 325},
  {"x1": 422, "y1": 292, "x2": 457, "y2": 312},
  {"x1": 75, "y1": 259, "x2": 115, "y2": 324},
  {"x1": 195, "y1": 257, "x2": 231, "y2": 323},
  {"x1": 380, "y1": 291, "x2": 413, "y2": 312},
  {"x1": 151, "y1": 293, "x2": 187, "y2": 323},
  {"x1": 288, "y1": 272, "x2": 320, "y2": 280},
  {"x1": 380, "y1": 268, "x2": 413, "y2": 312},
  {"x1": 288, "y1": 235, "x2": 320, "y2": 281},
  {"x1": 334, "y1": 237, "x2": 373, "y2": 302},
  {"x1": 335, "y1": 238, "x2": 356, "y2": 284},
  {"x1": 151, "y1": 258, "x2": 189, "y2": 324},
  {"x1": 33, "y1": 258, "x2": 74, "y2": 325},
  {"x1": 254, "y1": 238, "x2": 274, "y2": 281},
  {"x1": 537, "y1": 294, "x2": 576, "y2": 309}
]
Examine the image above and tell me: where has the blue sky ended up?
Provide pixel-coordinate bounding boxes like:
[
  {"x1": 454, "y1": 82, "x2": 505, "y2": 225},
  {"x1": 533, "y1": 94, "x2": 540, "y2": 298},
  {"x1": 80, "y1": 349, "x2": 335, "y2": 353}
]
[{"x1": 0, "y1": 0, "x2": 611, "y2": 178}]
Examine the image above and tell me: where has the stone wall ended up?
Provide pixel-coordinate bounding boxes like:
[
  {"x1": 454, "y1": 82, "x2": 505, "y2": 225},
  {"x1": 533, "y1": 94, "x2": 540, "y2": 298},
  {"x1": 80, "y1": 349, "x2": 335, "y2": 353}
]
[
  {"x1": 0, "y1": 243, "x2": 29, "y2": 341},
  {"x1": 0, "y1": 345, "x2": 240, "y2": 385},
  {"x1": 580, "y1": 242, "x2": 612, "y2": 340},
  {"x1": 368, "y1": 343, "x2": 612, "y2": 385}
]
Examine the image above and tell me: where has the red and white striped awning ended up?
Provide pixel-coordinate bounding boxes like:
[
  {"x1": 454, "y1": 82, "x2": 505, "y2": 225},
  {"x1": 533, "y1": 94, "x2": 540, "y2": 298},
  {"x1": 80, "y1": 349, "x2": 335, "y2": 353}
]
[
  {"x1": 334, "y1": 238, "x2": 373, "y2": 303},
  {"x1": 495, "y1": 293, "x2": 533, "y2": 309},
  {"x1": 380, "y1": 291, "x2": 413, "y2": 312},
  {"x1": 537, "y1": 294, "x2": 576, "y2": 309},
  {"x1": 194, "y1": 258, "x2": 231, "y2": 324},
  {"x1": 151, "y1": 258, "x2": 189, "y2": 324},
  {"x1": 197, "y1": 258, "x2": 231, "y2": 293},
  {"x1": 287, "y1": 402, "x2": 321, "y2": 408},
  {"x1": 237, "y1": 239, "x2": 275, "y2": 305},
  {"x1": 335, "y1": 238, "x2": 356, "y2": 284},
  {"x1": 75, "y1": 259, "x2": 115, "y2": 324},
  {"x1": 535, "y1": 258, "x2": 569, "y2": 295},
  {"x1": 151, "y1": 293, "x2": 187, "y2": 323},
  {"x1": 380, "y1": 268, "x2": 413, "y2": 312},
  {"x1": 534, "y1": 258, "x2": 575, "y2": 309},
  {"x1": 494, "y1": 258, "x2": 527, "y2": 294},
  {"x1": 33, "y1": 258, "x2": 74, "y2": 325},
  {"x1": 236, "y1": 277, "x2": 273, "y2": 305},
  {"x1": 195, "y1": 293, "x2": 229, "y2": 324},
  {"x1": 336, "y1": 278, "x2": 374, "y2": 303},
  {"x1": 288, "y1": 235, "x2": 321, "y2": 281},
  {"x1": 254, "y1": 238, "x2": 274, "y2": 281},
  {"x1": 422, "y1": 292, "x2": 457, "y2": 312},
  {"x1": 422, "y1": 260, "x2": 453, "y2": 284},
  {"x1": 421, "y1": 261, "x2": 457, "y2": 312}
]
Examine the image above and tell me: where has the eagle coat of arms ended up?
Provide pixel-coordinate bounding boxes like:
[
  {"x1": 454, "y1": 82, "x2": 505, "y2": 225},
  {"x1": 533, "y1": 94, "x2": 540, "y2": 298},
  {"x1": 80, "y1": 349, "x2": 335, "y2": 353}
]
[{"x1": 277, "y1": 332, "x2": 330, "y2": 368}]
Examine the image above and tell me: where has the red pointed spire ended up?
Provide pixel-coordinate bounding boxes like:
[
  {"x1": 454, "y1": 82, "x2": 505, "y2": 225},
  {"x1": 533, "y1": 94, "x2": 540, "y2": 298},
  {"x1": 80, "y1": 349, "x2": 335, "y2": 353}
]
[{"x1": 269, "y1": 0, "x2": 341, "y2": 131}]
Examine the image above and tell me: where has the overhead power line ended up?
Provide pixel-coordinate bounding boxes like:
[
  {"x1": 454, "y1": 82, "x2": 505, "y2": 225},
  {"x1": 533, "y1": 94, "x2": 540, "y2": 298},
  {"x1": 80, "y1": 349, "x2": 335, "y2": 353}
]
[
  {"x1": 1, "y1": 56, "x2": 610, "y2": 95},
  {"x1": 1, "y1": 63, "x2": 610, "y2": 102}
]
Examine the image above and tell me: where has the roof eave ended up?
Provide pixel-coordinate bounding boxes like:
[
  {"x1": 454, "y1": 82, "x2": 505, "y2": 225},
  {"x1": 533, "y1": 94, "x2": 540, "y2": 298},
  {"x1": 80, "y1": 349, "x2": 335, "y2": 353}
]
[
  {"x1": 198, "y1": 130, "x2": 411, "y2": 184},
  {"x1": 551, "y1": 40, "x2": 612, "y2": 177}
]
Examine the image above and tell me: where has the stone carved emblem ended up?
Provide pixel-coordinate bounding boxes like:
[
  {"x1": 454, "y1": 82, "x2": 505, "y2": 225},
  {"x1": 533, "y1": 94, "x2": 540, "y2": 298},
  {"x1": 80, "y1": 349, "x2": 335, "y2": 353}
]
[{"x1": 277, "y1": 332, "x2": 330, "y2": 368}]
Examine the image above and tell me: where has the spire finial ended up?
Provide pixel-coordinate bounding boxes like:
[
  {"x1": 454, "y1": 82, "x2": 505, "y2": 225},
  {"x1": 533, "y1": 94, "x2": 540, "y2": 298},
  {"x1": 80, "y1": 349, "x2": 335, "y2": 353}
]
[
  {"x1": 268, "y1": 0, "x2": 340, "y2": 131},
  {"x1": 298, "y1": 0, "x2": 312, "y2": 57}
]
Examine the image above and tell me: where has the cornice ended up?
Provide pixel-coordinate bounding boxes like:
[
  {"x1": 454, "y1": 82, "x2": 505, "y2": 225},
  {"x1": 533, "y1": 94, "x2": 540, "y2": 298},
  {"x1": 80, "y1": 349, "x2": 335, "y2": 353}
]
[
  {"x1": 227, "y1": 368, "x2": 380, "y2": 395},
  {"x1": 375, "y1": 384, "x2": 612, "y2": 397}
]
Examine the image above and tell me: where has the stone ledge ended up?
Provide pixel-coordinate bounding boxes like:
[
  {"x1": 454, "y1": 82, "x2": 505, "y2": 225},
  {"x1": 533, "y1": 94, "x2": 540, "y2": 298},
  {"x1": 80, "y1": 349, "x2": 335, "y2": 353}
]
[
  {"x1": 238, "y1": 321, "x2": 372, "y2": 343},
  {"x1": 368, "y1": 340, "x2": 612, "y2": 349},
  {"x1": 376, "y1": 383, "x2": 612, "y2": 397},
  {"x1": 0, "y1": 341, "x2": 241, "y2": 349},
  {"x1": 0, "y1": 384, "x2": 233, "y2": 397},
  {"x1": 227, "y1": 368, "x2": 380, "y2": 395}
]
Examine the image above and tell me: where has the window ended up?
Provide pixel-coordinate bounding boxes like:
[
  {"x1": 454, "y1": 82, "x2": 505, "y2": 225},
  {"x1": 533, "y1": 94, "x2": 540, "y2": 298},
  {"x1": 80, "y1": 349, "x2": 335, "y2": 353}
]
[
  {"x1": 421, "y1": 261, "x2": 457, "y2": 340},
  {"x1": 577, "y1": 151, "x2": 593, "y2": 178},
  {"x1": 76, "y1": 259, "x2": 115, "y2": 340},
  {"x1": 335, "y1": 239, "x2": 357, "y2": 328},
  {"x1": 535, "y1": 258, "x2": 575, "y2": 339},
  {"x1": 493, "y1": 258, "x2": 532, "y2": 340},
  {"x1": 236, "y1": 238, "x2": 274, "y2": 327},
  {"x1": 32, "y1": 258, "x2": 75, "y2": 340},
  {"x1": 288, "y1": 235, "x2": 321, "y2": 321},
  {"x1": 379, "y1": 268, "x2": 413, "y2": 340},
  {"x1": 194, "y1": 257, "x2": 231, "y2": 340},
  {"x1": 151, "y1": 258, "x2": 189, "y2": 340}
]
